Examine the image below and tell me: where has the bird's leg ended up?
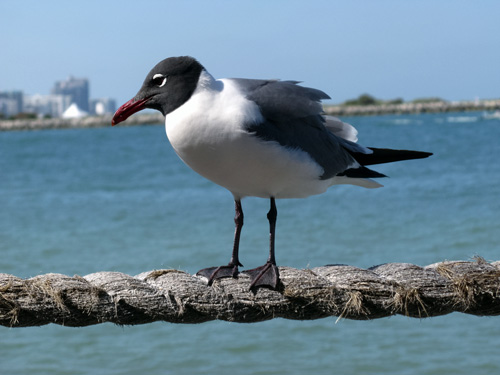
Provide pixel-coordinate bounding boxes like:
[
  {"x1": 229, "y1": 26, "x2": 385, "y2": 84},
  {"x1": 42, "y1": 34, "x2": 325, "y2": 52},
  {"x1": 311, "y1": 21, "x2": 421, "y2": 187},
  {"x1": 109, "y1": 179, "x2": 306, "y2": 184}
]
[
  {"x1": 267, "y1": 197, "x2": 277, "y2": 265},
  {"x1": 243, "y1": 197, "x2": 280, "y2": 290},
  {"x1": 230, "y1": 199, "x2": 245, "y2": 268},
  {"x1": 196, "y1": 199, "x2": 244, "y2": 285}
]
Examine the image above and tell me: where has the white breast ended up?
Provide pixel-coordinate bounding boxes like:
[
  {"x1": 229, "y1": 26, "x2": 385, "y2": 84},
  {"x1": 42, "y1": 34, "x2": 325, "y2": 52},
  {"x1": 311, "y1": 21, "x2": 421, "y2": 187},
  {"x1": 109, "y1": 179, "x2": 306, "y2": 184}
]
[{"x1": 164, "y1": 72, "x2": 330, "y2": 199}]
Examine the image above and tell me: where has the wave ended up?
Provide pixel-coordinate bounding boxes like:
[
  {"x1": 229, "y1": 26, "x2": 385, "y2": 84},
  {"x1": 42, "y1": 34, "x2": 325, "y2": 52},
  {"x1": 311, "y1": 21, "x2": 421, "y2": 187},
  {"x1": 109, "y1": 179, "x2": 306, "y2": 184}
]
[{"x1": 446, "y1": 115, "x2": 480, "y2": 123}]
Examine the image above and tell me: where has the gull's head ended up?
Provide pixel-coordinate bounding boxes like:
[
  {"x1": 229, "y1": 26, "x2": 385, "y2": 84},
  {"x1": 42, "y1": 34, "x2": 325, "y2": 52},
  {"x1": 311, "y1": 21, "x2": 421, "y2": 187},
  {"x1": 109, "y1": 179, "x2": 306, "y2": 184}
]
[{"x1": 112, "y1": 56, "x2": 204, "y2": 125}]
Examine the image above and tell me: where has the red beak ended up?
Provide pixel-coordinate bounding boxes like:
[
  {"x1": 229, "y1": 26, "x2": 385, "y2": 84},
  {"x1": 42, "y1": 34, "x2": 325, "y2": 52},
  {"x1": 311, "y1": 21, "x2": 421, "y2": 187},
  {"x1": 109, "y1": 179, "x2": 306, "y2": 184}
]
[{"x1": 111, "y1": 97, "x2": 149, "y2": 126}]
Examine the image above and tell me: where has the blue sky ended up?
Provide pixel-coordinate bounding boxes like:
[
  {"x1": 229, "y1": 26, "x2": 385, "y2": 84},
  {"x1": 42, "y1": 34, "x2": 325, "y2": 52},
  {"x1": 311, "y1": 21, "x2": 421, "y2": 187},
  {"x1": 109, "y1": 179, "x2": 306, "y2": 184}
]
[{"x1": 2, "y1": 0, "x2": 499, "y2": 106}]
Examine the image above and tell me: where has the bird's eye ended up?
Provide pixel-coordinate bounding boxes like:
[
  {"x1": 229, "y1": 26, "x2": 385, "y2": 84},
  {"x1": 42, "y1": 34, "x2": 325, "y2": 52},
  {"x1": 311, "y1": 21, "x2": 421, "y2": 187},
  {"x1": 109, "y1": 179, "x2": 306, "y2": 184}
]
[{"x1": 152, "y1": 73, "x2": 167, "y2": 88}]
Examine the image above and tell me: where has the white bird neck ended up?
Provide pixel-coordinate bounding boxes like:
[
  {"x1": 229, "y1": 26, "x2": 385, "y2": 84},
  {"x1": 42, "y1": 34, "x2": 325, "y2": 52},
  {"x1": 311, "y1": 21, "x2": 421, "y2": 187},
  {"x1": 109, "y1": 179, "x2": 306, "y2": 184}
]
[{"x1": 195, "y1": 69, "x2": 223, "y2": 92}]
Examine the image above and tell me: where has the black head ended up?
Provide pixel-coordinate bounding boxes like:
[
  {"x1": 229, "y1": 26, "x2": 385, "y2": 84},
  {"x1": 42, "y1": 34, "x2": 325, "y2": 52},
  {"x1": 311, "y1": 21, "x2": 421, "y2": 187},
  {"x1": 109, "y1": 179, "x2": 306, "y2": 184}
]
[{"x1": 112, "y1": 56, "x2": 204, "y2": 125}]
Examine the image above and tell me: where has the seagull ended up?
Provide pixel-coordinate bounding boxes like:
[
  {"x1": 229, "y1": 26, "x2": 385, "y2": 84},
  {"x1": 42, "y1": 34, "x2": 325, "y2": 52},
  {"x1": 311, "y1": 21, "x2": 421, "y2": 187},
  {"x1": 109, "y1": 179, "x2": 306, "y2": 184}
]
[{"x1": 112, "y1": 56, "x2": 432, "y2": 290}]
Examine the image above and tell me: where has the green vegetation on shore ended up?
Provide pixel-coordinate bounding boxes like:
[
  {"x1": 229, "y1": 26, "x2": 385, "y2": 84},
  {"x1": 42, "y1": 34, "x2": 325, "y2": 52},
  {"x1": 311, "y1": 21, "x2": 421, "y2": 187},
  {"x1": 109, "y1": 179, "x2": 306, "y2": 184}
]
[
  {"x1": 341, "y1": 93, "x2": 446, "y2": 107},
  {"x1": 0, "y1": 112, "x2": 39, "y2": 120}
]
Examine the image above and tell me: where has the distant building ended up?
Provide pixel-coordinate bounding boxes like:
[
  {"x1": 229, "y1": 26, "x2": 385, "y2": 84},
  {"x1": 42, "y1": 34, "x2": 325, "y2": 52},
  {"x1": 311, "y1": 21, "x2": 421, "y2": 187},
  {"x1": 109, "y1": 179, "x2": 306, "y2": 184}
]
[
  {"x1": 0, "y1": 91, "x2": 23, "y2": 117},
  {"x1": 89, "y1": 98, "x2": 116, "y2": 115},
  {"x1": 51, "y1": 76, "x2": 90, "y2": 112},
  {"x1": 1, "y1": 77, "x2": 117, "y2": 119},
  {"x1": 23, "y1": 94, "x2": 72, "y2": 118}
]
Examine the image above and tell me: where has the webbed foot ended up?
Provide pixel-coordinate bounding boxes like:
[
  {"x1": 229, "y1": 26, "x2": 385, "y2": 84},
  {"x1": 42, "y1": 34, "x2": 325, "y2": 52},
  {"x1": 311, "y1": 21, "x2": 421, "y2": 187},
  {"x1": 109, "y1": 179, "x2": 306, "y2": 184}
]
[
  {"x1": 196, "y1": 263, "x2": 241, "y2": 285},
  {"x1": 243, "y1": 262, "x2": 280, "y2": 290}
]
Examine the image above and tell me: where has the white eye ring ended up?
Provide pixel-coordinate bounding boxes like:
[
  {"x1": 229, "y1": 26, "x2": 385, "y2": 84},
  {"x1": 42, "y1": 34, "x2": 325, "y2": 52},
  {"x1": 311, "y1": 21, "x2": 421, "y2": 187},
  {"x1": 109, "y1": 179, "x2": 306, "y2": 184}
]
[{"x1": 153, "y1": 73, "x2": 167, "y2": 88}]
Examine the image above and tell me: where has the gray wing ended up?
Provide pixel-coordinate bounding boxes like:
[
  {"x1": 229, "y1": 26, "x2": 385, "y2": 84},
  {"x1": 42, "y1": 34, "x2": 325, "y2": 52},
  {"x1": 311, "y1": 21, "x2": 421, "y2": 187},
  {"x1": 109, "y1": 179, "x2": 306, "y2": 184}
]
[
  {"x1": 233, "y1": 78, "x2": 329, "y2": 121},
  {"x1": 232, "y1": 78, "x2": 371, "y2": 179}
]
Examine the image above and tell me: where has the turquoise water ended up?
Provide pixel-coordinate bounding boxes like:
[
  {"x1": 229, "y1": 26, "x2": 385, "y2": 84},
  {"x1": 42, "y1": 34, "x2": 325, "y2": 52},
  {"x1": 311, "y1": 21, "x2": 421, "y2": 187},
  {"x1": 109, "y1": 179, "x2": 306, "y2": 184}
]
[{"x1": 1, "y1": 112, "x2": 499, "y2": 374}]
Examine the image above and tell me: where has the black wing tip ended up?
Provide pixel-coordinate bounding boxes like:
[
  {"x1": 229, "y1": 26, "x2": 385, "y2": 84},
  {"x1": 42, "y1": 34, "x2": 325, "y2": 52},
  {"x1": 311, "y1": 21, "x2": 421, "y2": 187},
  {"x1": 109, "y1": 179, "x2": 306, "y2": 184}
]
[
  {"x1": 338, "y1": 149, "x2": 433, "y2": 179},
  {"x1": 419, "y1": 151, "x2": 433, "y2": 158},
  {"x1": 368, "y1": 148, "x2": 433, "y2": 157},
  {"x1": 353, "y1": 148, "x2": 433, "y2": 166}
]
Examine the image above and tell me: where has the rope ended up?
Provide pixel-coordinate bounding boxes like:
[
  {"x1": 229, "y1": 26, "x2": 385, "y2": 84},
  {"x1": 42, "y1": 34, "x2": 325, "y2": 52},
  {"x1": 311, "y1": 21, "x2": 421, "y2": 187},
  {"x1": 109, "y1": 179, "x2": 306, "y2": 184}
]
[{"x1": 1, "y1": 258, "x2": 499, "y2": 327}]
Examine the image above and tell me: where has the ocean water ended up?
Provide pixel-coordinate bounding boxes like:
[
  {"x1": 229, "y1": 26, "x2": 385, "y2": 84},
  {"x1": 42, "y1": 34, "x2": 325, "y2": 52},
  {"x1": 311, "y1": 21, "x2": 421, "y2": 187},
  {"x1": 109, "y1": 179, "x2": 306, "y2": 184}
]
[{"x1": 1, "y1": 112, "x2": 499, "y2": 374}]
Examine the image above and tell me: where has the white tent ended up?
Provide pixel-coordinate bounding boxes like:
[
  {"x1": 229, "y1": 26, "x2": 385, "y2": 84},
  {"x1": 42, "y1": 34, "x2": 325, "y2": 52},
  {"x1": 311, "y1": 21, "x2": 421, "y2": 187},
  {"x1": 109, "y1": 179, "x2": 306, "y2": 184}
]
[{"x1": 62, "y1": 103, "x2": 88, "y2": 118}]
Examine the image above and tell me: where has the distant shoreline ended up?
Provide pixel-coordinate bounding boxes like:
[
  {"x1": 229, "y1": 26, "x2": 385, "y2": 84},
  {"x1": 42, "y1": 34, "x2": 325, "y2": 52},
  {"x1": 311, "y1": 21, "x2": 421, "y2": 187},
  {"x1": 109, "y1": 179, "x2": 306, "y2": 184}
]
[
  {"x1": 0, "y1": 113, "x2": 164, "y2": 132},
  {"x1": 325, "y1": 98, "x2": 500, "y2": 117},
  {"x1": 1, "y1": 99, "x2": 499, "y2": 131}
]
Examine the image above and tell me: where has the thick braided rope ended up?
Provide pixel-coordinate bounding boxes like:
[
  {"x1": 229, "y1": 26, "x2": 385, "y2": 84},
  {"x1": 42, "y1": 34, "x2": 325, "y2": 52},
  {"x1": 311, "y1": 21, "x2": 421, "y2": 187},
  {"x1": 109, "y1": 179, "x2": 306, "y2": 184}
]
[{"x1": 1, "y1": 259, "x2": 499, "y2": 327}]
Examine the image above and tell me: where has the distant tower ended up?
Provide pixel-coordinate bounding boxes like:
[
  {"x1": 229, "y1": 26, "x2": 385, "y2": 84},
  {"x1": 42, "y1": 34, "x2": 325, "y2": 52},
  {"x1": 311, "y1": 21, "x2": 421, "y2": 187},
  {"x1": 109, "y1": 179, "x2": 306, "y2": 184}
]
[{"x1": 51, "y1": 76, "x2": 90, "y2": 112}]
